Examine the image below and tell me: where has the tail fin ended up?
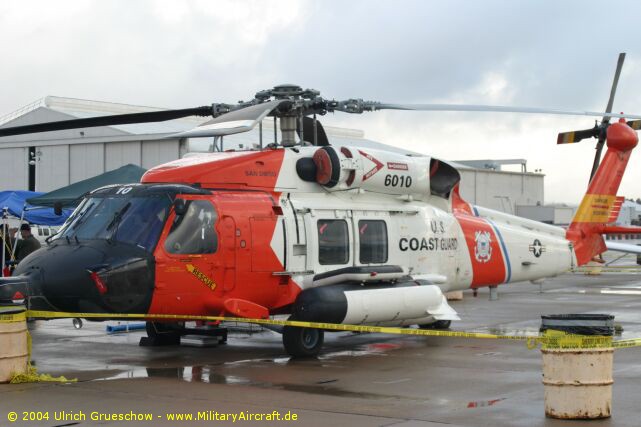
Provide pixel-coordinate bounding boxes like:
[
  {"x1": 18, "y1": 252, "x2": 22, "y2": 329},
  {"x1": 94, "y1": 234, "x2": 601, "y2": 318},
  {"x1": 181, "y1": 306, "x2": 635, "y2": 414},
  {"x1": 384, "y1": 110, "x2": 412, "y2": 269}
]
[{"x1": 567, "y1": 119, "x2": 638, "y2": 265}]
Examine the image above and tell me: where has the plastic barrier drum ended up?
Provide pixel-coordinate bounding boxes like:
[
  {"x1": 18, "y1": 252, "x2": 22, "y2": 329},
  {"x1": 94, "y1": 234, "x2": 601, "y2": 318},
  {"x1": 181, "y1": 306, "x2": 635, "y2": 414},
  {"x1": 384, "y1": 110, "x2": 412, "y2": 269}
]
[{"x1": 0, "y1": 306, "x2": 28, "y2": 383}]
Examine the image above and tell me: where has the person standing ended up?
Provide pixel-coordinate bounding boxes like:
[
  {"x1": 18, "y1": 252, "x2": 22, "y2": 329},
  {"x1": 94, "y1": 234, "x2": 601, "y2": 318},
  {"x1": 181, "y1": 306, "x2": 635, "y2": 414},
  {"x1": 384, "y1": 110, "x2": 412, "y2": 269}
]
[{"x1": 14, "y1": 223, "x2": 41, "y2": 263}]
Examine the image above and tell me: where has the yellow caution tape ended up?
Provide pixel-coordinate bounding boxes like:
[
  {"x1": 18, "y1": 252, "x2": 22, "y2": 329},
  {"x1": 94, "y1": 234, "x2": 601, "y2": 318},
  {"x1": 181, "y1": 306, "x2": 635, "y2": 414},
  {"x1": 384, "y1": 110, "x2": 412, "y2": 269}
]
[
  {"x1": 612, "y1": 338, "x2": 641, "y2": 349},
  {"x1": 0, "y1": 311, "x2": 26, "y2": 323},
  {"x1": 25, "y1": 310, "x2": 525, "y2": 341},
  {"x1": 539, "y1": 330, "x2": 612, "y2": 350},
  {"x1": 10, "y1": 364, "x2": 76, "y2": 384},
  {"x1": 14, "y1": 309, "x2": 635, "y2": 349}
]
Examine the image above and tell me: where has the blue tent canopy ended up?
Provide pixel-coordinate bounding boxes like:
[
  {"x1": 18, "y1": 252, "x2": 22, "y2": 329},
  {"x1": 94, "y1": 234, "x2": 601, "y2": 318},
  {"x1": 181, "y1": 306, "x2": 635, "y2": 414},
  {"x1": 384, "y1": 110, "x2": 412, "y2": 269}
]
[{"x1": 0, "y1": 191, "x2": 71, "y2": 226}]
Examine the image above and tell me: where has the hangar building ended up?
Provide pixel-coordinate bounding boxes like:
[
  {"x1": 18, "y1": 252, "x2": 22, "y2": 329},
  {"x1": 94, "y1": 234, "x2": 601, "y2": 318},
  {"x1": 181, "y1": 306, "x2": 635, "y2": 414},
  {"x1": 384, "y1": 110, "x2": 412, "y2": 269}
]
[{"x1": 0, "y1": 96, "x2": 544, "y2": 214}]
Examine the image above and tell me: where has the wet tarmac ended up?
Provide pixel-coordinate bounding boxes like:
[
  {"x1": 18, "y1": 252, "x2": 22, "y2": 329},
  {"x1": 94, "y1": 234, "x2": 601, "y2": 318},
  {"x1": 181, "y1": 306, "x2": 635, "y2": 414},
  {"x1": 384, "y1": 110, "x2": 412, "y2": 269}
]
[{"x1": 4, "y1": 271, "x2": 641, "y2": 426}]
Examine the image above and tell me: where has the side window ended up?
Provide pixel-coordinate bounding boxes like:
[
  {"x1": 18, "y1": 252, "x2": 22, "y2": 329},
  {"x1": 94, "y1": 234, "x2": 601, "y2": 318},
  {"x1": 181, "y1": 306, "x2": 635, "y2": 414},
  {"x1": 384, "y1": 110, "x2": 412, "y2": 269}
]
[
  {"x1": 165, "y1": 200, "x2": 218, "y2": 254},
  {"x1": 317, "y1": 219, "x2": 349, "y2": 265},
  {"x1": 359, "y1": 220, "x2": 388, "y2": 264}
]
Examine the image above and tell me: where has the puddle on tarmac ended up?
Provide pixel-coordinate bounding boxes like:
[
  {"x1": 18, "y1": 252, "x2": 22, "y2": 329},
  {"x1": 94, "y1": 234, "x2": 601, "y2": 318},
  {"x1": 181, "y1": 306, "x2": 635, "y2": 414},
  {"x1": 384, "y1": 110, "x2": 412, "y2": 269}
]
[
  {"x1": 215, "y1": 340, "x2": 404, "y2": 367},
  {"x1": 483, "y1": 327, "x2": 540, "y2": 337},
  {"x1": 98, "y1": 365, "x2": 388, "y2": 399},
  {"x1": 95, "y1": 340, "x2": 415, "y2": 399}
]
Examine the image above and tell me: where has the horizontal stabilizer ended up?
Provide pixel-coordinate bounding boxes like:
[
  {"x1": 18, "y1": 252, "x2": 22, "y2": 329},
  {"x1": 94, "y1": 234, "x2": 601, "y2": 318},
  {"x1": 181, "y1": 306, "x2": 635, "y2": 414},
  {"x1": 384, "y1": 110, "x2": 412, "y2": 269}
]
[
  {"x1": 606, "y1": 241, "x2": 641, "y2": 254},
  {"x1": 602, "y1": 225, "x2": 641, "y2": 235}
]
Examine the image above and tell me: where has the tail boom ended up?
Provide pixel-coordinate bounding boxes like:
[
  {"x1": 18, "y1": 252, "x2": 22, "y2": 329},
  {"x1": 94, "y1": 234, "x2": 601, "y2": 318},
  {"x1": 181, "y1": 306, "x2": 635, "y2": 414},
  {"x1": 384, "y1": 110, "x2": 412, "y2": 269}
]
[{"x1": 567, "y1": 119, "x2": 638, "y2": 265}]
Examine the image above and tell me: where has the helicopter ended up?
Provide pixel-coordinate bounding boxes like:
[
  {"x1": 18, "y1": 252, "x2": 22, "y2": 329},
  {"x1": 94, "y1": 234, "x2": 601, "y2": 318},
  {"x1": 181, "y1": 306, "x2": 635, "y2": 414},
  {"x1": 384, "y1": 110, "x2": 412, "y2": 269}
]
[{"x1": 1, "y1": 73, "x2": 641, "y2": 357}]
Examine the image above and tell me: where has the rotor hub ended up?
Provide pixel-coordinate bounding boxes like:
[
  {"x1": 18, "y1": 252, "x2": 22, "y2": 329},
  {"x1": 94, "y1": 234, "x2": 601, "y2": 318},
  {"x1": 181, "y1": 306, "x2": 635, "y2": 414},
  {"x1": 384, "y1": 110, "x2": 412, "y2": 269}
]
[{"x1": 255, "y1": 84, "x2": 322, "y2": 102}]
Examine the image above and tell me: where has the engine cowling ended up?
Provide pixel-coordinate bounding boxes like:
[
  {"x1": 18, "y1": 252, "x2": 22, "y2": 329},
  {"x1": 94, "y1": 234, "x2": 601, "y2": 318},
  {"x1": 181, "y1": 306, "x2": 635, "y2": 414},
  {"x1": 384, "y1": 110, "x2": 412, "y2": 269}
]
[
  {"x1": 296, "y1": 146, "x2": 460, "y2": 199},
  {"x1": 298, "y1": 146, "x2": 429, "y2": 195}
]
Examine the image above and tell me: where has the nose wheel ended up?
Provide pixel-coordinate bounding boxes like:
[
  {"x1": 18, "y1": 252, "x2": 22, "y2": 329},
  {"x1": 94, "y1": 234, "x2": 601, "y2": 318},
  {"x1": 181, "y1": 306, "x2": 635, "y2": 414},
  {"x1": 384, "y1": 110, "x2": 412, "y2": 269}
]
[{"x1": 282, "y1": 319, "x2": 324, "y2": 358}]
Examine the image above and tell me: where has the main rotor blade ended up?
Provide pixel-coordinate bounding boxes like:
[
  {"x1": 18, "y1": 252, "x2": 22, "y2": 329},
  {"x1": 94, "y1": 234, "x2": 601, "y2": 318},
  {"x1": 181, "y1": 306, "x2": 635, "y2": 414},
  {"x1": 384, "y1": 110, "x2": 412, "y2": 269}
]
[
  {"x1": 0, "y1": 107, "x2": 213, "y2": 137},
  {"x1": 372, "y1": 103, "x2": 641, "y2": 120},
  {"x1": 590, "y1": 52, "x2": 626, "y2": 182},
  {"x1": 171, "y1": 100, "x2": 285, "y2": 138}
]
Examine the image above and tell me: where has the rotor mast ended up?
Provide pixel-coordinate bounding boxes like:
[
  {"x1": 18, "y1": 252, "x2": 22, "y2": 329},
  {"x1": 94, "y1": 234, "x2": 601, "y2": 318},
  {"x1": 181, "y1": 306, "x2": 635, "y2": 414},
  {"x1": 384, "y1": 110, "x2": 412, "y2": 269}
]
[{"x1": 255, "y1": 84, "x2": 320, "y2": 147}]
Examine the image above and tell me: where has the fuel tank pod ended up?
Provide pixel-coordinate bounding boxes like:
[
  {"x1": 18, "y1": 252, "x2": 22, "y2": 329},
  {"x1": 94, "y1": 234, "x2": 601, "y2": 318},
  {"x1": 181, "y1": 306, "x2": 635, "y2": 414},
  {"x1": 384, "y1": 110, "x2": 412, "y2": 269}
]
[{"x1": 291, "y1": 281, "x2": 459, "y2": 327}]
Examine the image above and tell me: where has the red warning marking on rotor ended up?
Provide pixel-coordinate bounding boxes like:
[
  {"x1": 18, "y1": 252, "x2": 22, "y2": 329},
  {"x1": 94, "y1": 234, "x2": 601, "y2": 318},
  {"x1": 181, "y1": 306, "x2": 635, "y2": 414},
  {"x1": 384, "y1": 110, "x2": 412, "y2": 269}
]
[{"x1": 359, "y1": 150, "x2": 384, "y2": 181}]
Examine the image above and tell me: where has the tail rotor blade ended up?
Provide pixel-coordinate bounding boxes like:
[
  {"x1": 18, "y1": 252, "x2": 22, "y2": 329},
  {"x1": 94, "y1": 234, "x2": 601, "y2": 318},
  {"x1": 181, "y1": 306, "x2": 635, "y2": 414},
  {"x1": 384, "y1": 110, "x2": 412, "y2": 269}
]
[
  {"x1": 589, "y1": 52, "x2": 626, "y2": 182},
  {"x1": 603, "y1": 53, "x2": 626, "y2": 122},
  {"x1": 557, "y1": 127, "x2": 599, "y2": 144},
  {"x1": 627, "y1": 120, "x2": 641, "y2": 131}
]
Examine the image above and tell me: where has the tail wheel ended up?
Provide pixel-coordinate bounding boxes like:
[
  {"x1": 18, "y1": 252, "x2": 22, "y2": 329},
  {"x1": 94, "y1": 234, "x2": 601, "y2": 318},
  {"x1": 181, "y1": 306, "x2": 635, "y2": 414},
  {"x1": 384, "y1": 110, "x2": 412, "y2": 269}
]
[
  {"x1": 418, "y1": 320, "x2": 452, "y2": 330},
  {"x1": 282, "y1": 322, "x2": 324, "y2": 358}
]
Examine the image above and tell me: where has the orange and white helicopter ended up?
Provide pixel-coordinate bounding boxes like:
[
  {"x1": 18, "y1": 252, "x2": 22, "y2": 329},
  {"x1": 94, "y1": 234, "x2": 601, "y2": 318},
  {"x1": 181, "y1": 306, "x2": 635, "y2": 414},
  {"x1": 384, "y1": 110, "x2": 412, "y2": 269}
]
[{"x1": 2, "y1": 77, "x2": 641, "y2": 357}]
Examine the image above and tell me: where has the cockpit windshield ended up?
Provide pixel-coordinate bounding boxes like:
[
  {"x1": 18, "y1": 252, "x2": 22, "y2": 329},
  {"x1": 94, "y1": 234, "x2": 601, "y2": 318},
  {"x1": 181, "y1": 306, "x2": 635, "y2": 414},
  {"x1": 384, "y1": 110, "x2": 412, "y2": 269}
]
[{"x1": 55, "y1": 195, "x2": 171, "y2": 252}]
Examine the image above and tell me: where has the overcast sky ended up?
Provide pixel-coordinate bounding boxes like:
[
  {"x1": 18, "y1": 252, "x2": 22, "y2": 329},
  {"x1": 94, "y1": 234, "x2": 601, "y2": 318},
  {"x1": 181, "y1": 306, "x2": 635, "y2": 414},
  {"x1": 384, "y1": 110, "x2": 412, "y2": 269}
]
[{"x1": 2, "y1": 0, "x2": 641, "y2": 203}]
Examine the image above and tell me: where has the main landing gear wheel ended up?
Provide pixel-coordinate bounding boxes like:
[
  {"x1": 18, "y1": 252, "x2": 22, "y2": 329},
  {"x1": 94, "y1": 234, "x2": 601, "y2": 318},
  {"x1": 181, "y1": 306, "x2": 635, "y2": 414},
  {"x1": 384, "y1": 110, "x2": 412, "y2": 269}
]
[
  {"x1": 418, "y1": 320, "x2": 452, "y2": 330},
  {"x1": 282, "y1": 321, "x2": 324, "y2": 358}
]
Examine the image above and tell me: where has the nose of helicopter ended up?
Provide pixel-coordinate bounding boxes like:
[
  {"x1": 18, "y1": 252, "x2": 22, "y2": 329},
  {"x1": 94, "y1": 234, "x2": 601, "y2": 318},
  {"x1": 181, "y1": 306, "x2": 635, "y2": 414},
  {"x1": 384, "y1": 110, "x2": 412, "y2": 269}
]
[{"x1": 0, "y1": 240, "x2": 155, "y2": 314}]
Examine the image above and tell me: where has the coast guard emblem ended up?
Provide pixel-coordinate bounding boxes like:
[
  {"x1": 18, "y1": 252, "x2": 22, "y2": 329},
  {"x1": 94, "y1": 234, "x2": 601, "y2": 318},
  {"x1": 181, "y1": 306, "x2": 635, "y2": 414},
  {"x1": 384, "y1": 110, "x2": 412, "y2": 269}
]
[{"x1": 474, "y1": 231, "x2": 492, "y2": 263}]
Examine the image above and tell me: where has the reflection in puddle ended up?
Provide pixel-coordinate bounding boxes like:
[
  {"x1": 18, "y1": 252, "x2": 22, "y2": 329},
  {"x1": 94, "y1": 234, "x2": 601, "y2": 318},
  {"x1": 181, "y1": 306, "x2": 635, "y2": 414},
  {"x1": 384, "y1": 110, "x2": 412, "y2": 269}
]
[
  {"x1": 319, "y1": 349, "x2": 386, "y2": 360},
  {"x1": 223, "y1": 357, "x2": 289, "y2": 366},
  {"x1": 96, "y1": 340, "x2": 413, "y2": 398},
  {"x1": 98, "y1": 365, "x2": 384, "y2": 399}
]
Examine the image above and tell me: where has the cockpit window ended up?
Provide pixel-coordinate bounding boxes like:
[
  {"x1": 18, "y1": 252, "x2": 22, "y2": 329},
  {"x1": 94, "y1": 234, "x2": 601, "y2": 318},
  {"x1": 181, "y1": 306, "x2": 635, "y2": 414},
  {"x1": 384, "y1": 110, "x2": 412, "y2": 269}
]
[
  {"x1": 55, "y1": 195, "x2": 171, "y2": 252},
  {"x1": 164, "y1": 200, "x2": 218, "y2": 255}
]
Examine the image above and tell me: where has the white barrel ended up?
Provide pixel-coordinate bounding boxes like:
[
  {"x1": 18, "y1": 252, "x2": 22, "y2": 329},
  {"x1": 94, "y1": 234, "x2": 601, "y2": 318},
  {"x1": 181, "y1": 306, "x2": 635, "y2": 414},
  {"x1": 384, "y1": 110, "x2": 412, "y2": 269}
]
[
  {"x1": 445, "y1": 291, "x2": 464, "y2": 301},
  {"x1": 0, "y1": 307, "x2": 28, "y2": 383},
  {"x1": 542, "y1": 347, "x2": 613, "y2": 419}
]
